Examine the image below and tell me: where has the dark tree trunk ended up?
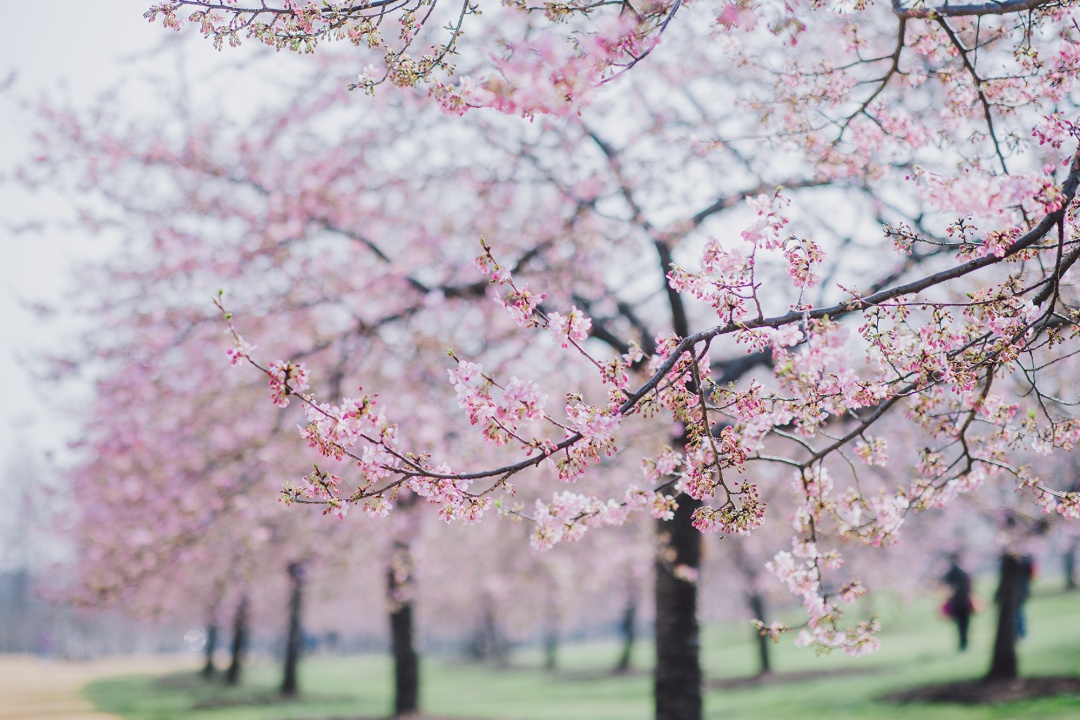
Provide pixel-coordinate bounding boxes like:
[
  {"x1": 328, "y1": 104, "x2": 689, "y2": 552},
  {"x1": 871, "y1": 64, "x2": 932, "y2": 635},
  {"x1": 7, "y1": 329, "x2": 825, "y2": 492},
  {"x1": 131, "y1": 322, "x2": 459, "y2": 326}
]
[
  {"x1": 200, "y1": 623, "x2": 219, "y2": 679},
  {"x1": 388, "y1": 539, "x2": 419, "y2": 716},
  {"x1": 748, "y1": 592, "x2": 771, "y2": 676},
  {"x1": 1065, "y1": 545, "x2": 1077, "y2": 591},
  {"x1": 987, "y1": 553, "x2": 1024, "y2": 681},
  {"x1": 614, "y1": 591, "x2": 637, "y2": 674},
  {"x1": 281, "y1": 562, "x2": 305, "y2": 697},
  {"x1": 225, "y1": 595, "x2": 248, "y2": 686},
  {"x1": 654, "y1": 493, "x2": 703, "y2": 720}
]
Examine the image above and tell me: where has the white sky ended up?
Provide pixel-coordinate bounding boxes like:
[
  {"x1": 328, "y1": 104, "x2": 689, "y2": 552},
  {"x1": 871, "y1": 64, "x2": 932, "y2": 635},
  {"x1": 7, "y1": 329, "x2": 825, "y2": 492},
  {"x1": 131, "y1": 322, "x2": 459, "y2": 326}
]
[
  {"x1": 1, "y1": 6, "x2": 162, "y2": 462},
  {"x1": 0, "y1": 6, "x2": 331, "y2": 570},
  {"x1": 0, "y1": 6, "x2": 207, "y2": 564},
  {"x1": 0, "y1": 2, "x2": 336, "y2": 471}
]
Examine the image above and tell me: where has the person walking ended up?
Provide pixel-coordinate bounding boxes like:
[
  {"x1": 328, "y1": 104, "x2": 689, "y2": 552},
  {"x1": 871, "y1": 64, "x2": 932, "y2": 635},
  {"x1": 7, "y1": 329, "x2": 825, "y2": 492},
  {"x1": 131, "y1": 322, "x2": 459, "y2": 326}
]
[{"x1": 943, "y1": 554, "x2": 973, "y2": 652}]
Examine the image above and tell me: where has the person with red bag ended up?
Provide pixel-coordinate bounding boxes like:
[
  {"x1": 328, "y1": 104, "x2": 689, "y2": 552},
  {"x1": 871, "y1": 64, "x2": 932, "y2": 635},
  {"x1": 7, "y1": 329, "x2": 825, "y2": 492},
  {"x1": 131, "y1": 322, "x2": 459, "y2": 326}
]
[{"x1": 943, "y1": 553, "x2": 974, "y2": 652}]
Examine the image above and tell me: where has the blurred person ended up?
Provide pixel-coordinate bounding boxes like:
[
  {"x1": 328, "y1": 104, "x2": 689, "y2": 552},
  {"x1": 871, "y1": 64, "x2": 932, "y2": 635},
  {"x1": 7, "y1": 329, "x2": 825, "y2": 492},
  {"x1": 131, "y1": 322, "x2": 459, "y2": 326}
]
[{"x1": 943, "y1": 553, "x2": 973, "y2": 652}]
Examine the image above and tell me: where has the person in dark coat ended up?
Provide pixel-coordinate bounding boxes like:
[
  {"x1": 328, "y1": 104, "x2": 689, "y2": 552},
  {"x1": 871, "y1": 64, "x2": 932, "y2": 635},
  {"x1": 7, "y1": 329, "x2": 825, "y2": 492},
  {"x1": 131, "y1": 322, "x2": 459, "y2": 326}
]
[{"x1": 943, "y1": 553, "x2": 973, "y2": 652}]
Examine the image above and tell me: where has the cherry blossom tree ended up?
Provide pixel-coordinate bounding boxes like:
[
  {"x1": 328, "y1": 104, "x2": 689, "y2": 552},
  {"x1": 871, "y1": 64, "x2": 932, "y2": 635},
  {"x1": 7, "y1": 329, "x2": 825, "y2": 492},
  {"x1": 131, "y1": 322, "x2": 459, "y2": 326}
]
[
  {"x1": 26, "y1": 0, "x2": 1080, "y2": 717},
  {"x1": 30, "y1": 158, "x2": 387, "y2": 694},
  {"x1": 1033, "y1": 430, "x2": 1080, "y2": 590},
  {"x1": 29, "y1": 71, "x2": 651, "y2": 713}
]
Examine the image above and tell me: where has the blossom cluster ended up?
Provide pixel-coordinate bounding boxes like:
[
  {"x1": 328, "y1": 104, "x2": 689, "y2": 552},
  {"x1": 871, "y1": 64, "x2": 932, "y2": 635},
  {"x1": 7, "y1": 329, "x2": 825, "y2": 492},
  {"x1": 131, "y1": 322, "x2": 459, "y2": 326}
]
[
  {"x1": 668, "y1": 191, "x2": 826, "y2": 326},
  {"x1": 448, "y1": 360, "x2": 548, "y2": 447},
  {"x1": 766, "y1": 542, "x2": 878, "y2": 656},
  {"x1": 690, "y1": 484, "x2": 766, "y2": 535},
  {"x1": 530, "y1": 487, "x2": 679, "y2": 549},
  {"x1": 267, "y1": 360, "x2": 310, "y2": 408},
  {"x1": 408, "y1": 467, "x2": 492, "y2": 525},
  {"x1": 548, "y1": 306, "x2": 592, "y2": 349},
  {"x1": 460, "y1": 12, "x2": 652, "y2": 117}
]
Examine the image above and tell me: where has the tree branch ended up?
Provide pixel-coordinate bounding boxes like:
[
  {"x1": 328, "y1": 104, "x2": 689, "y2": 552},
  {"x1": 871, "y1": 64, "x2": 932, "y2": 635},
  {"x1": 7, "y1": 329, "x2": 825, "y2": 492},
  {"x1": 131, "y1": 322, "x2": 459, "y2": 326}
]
[{"x1": 893, "y1": 0, "x2": 1059, "y2": 18}]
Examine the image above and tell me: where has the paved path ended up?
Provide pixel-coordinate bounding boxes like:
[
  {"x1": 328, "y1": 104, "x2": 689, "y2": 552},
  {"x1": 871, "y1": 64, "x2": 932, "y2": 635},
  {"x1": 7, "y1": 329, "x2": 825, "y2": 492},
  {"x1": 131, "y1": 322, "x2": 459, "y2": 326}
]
[{"x1": 0, "y1": 655, "x2": 195, "y2": 719}]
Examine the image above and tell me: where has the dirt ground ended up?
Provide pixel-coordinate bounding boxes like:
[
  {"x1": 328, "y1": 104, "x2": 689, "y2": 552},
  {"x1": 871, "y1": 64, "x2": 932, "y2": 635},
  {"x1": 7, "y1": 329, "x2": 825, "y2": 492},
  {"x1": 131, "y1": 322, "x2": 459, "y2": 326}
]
[
  {"x1": 0, "y1": 654, "x2": 196, "y2": 720},
  {"x1": 883, "y1": 676, "x2": 1080, "y2": 704}
]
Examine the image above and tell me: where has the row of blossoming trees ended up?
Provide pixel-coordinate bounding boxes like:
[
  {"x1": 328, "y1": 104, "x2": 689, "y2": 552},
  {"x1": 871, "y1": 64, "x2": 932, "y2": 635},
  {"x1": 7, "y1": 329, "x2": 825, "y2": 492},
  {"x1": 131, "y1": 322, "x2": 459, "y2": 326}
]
[
  {"x1": 35, "y1": 63, "x2": 664, "y2": 709},
  {"x1": 28, "y1": 0, "x2": 1080, "y2": 717}
]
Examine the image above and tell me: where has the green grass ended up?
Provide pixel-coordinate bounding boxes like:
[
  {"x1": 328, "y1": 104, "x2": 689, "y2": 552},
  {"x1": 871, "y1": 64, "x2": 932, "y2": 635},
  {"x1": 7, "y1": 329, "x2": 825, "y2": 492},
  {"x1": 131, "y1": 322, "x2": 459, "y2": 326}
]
[{"x1": 85, "y1": 584, "x2": 1080, "y2": 719}]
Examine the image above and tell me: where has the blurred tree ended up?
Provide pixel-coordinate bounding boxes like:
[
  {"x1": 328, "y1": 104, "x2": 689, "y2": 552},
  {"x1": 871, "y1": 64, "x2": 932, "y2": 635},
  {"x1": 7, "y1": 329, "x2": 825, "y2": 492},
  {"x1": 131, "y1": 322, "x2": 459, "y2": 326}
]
[{"x1": 24, "y1": 2, "x2": 1080, "y2": 717}]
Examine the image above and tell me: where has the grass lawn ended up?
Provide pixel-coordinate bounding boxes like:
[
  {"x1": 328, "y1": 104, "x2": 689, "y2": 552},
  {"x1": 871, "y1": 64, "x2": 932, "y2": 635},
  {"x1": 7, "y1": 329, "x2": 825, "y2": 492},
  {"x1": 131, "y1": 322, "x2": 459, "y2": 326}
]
[{"x1": 85, "y1": 583, "x2": 1080, "y2": 719}]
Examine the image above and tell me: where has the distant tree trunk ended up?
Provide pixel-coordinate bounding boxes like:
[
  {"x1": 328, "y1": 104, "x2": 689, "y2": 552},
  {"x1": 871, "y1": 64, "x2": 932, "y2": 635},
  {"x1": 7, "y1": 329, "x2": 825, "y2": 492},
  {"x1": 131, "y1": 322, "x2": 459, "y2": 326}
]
[
  {"x1": 471, "y1": 601, "x2": 508, "y2": 666},
  {"x1": 543, "y1": 627, "x2": 559, "y2": 671},
  {"x1": 388, "y1": 537, "x2": 419, "y2": 716},
  {"x1": 486, "y1": 606, "x2": 508, "y2": 667},
  {"x1": 614, "y1": 590, "x2": 637, "y2": 674},
  {"x1": 543, "y1": 584, "x2": 560, "y2": 671},
  {"x1": 987, "y1": 553, "x2": 1023, "y2": 681},
  {"x1": 201, "y1": 623, "x2": 219, "y2": 679},
  {"x1": 225, "y1": 595, "x2": 248, "y2": 686},
  {"x1": 654, "y1": 492, "x2": 703, "y2": 720},
  {"x1": 748, "y1": 592, "x2": 771, "y2": 676},
  {"x1": 1065, "y1": 544, "x2": 1077, "y2": 592},
  {"x1": 543, "y1": 620, "x2": 559, "y2": 671},
  {"x1": 281, "y1": 562, "x2": 305, "y2": 697},
  {"x1": 729, "y1": 537, "x2": 770, "y2": 677}
]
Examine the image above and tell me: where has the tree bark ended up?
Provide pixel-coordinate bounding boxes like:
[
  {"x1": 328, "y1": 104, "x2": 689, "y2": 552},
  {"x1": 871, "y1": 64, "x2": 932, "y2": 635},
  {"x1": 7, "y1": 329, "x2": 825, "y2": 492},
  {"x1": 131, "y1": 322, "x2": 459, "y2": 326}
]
[
  {"x1": 200, "y1": 623, "x2": 218, "y2": 679},
  {"x1": 654, "y1": 493, "x2": 703, "y2": 720},
  {"x1": 225, "y1": 595, "x2": 248, "y2": 686},
  {"x1": 986, "y1": 553, "x2": 1023, "y2": 681},
  {"x1": 281, "y1": 562, "x2": 305, "y2": 697},
  {"x1": 748, "y1": 592, "x2": 771, "y2": 676},
  {"x1": 388, "y1": 538, "x2": 419, "y2": 716},
  {"x1": 614, "y1": 590, "x2": 637, "y2": 674}
]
